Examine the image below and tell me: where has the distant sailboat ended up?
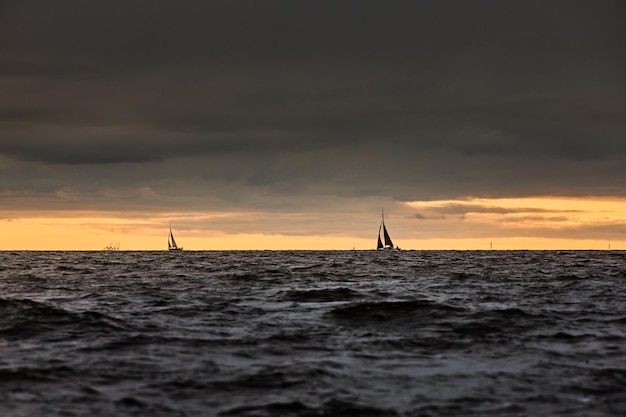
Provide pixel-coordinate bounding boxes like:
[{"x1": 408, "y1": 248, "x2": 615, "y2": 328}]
[
  {"x1": 168, "y1": 225, "x2": 183, "y2": 251},
  {"x1": 104, "y1": 241, "x2": 120, "y2": 251},
  {"x1": 377, "y1": 210, "x2": 399, "y2": 251}
]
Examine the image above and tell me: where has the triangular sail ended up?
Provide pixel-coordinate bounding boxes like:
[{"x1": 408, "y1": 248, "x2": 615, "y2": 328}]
[
  {"x1": 377, "y1": 223, "x2": 384, "y2": 249},
  {"x1": 383, "y1": 224, "x2": 394, "y2": 248},
  {"x1": 169, "y1": 231, "x2": 178, "y2": 249}
]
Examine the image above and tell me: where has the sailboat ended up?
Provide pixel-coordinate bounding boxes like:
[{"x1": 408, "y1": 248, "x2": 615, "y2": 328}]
[
  {"x1": 377, "y1": 210, "x2": 399, "y2": 251},
  {"x1": 104, "y1": 241, "x2": 120, "y2": 251},
  {"x1": 168, "y1": 225, "x2": 183, "y2": 251}
]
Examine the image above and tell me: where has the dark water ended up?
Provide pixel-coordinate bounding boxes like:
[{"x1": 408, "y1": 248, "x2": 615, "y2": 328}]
[{"x1": 1, "y1": 250, "x2": 625, "y2": 417}]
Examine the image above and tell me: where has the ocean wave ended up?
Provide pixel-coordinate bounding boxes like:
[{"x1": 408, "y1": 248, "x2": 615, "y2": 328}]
[
  {"x1": 282, "y1": 287, "x2": 362, "y2": 302},
  {"x1": 0, "y1": 297, "x2": 134, "y2": 340},
  {"x1": 328, "y1": 300, "x2": 464, "y2": 326},
  {"x1": 218, "y1": 399, "x2": 399, "y2": 417}
]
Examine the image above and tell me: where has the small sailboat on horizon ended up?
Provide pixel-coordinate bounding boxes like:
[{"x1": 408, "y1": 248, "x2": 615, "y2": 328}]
[
  {"x1": 104, "y1": 241, "x2": 120, "y2": 251},
  {"x1": 377, "y1": 209, "x2": 400, "y2": 251},
  {"x1": 168, "y1": 225, "x2": 183, "y2": 251}
]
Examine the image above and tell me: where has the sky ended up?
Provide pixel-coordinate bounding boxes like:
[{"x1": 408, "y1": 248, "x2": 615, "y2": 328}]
[{"x1": 1, "y1": 1, "x2": 625, "y2": 250}]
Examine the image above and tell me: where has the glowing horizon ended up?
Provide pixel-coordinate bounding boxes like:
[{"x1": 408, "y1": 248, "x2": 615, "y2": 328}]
[{"x1": 1, "y1": 196, "x2": 625, "y2": 250}]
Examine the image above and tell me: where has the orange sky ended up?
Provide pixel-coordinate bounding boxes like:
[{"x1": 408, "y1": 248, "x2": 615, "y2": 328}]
[{"x1": 1, "y1": 197, "x2": 625, "y2": 250}]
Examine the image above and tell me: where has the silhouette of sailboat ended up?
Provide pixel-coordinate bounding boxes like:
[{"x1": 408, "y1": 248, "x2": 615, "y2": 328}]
[
  {"x1": 104, "y1": 242, "x2": 120, "y2": 251},
  {"x1": 168, "y1": 225, "x2": 183, "y2": 251},
  {"x1": 377, "y1": 210, "x2": 399, "y2": 251}
]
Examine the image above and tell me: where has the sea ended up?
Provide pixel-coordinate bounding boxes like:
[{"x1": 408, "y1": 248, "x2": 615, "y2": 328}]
[{"x1": 1, "y1": 250, "x2": 625, "y2": 417}]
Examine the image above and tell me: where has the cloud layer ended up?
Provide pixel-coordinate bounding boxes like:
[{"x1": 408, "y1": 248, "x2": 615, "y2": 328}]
[{"x1": 1, "y1": 1, "x2": 625, "y2": 216}]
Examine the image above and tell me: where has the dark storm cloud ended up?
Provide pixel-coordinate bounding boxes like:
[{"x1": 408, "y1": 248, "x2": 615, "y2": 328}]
[
  {"x1": 1, "y1": 0, "x2": 625, "y2": 205},
  {"x1": 0, "y1": 133, "x2": 317, "y2": 165}
]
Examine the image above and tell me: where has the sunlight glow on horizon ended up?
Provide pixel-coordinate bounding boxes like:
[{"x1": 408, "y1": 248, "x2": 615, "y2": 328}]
[{"x1": 1, "y1": 196, "x2": 625, "y2": 250}]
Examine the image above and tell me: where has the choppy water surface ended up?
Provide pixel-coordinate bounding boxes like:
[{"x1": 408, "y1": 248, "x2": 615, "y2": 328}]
[{"x1": 1, "y1": 250, "x2": 625, "y2": 416}]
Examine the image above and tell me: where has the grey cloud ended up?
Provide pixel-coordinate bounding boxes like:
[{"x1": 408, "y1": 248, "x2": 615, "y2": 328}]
[
  {"x1": 422, "y1": 204, "x2": 580, "y2": 216},
  {"x1": 413, "y1": 213, "x2": 446, "y2": 220},
  {"x1": 505, "y1": 222, "x2": 626, "y2": 241},
  {"x1": 1, "y1": 1, "x2": 625, "y2": 208},
  {"x1": 0, "y1": 134, "x2": 302, "y2": 165},
  {"x1": 499, "y1": 216, "x2": 571, "y2": 223}
]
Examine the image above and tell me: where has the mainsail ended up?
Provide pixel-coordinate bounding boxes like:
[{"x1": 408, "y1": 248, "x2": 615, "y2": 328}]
[{"x1": 383, "y1": 224, "x2": 394, "y2": 248}]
